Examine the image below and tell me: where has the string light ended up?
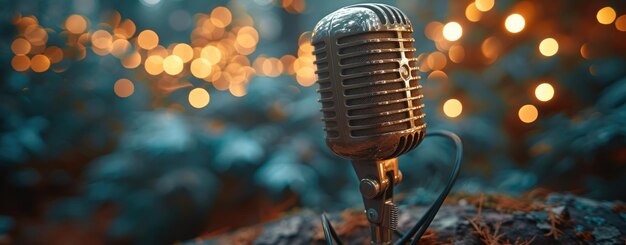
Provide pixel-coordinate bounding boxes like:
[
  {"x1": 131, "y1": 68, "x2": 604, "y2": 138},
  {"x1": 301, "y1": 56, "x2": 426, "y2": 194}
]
[
  {"x1": 505, "y1": 14, "x2": 525, "y2": 33},
  {"x1": 443, "y1": 99, "x2": 463, "y2": 118},
  {"x1": 535, "y1": 83, "x2": 554, "y2": 102},
  {"x1": 539, "y1": 38, "x2": 559, "y2": 57},
  {"x1": 596, "y1": 7, "x2": 616, "y2": 25},
  {"x1": 518, "y1": 104, "x2": 538, "y2": 123},
  {"x1": 188, "y1": 88, "x2": 210, "y2": 108},
  {"x1": 442, "y1": 22, "x2": 463, "y2": 41}
]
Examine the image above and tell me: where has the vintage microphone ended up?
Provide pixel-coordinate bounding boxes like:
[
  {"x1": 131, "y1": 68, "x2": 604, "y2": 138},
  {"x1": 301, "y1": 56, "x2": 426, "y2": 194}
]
[{"x1": 311, "y1": 3, "x2": 463, "y2": 245}]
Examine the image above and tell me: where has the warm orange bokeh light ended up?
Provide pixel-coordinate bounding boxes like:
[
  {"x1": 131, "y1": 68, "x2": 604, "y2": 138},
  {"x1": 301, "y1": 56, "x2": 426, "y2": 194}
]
[
  {"x1": 11, "y1": 55, "x2": 31, "y2": 72},
  {"x1": 137, "y1": 30, "x2": 159, "y2": 50},
  {"x1": 190, "y1": 58, "x2": 212, "y2": 78},
  {"x1": 443, "y1": 99, "x2": 463, "y2": 118},
  {"x1": 518, "y1": 104, "x2": 538, "y2": 123},
  {"x1": 114, "y1": 78, "x2": 135, "y2": 98},
  {"x1": 30, "y1": 54, "x2": 50, "y2": 72},
  {"x1": 188, "y1": 88, "x2": 210, "y2": 108},
  {"x1": 65, "y1": 14, "x2": 88, "y2": 34},
  {"x1": 11, "y1": 38, "x2": 31, "y2": 55},
  {"x1": 173, "y1": 43, "x2": 194, "y2": 63},
  {"x1": 145, "y1": 55, "x2": 164, "y2": 75},
  {"x1": 210, "y1": 7, "x2": 232, "y2": 28},
  {"x1": 505, "y1": 14, "x2": 525, "y2": 33}
]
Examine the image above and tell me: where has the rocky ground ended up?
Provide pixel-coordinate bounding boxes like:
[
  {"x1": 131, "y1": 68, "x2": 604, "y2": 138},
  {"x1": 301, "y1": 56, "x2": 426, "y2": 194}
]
[{"x1": 186, "y1": 193, "x2": 626, "y2": 245}]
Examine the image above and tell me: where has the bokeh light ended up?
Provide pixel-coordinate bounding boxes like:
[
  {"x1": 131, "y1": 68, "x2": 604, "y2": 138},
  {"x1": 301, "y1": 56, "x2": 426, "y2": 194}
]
[
  {"x1": 615, "y1": 15, "x2": 626, "y2": 32},
  {"x1": 190, "y1": 58, "x2": 212, "y2": 78},
  {"x1": 145, "y1": 55, "x2": 164, "y2": 75},
  {"x1": 505, "y1": 14, "x2": 525, "y2": 33},
  {"x1": 481, "y1": 36, "x2": 501, "y2": 63},
  {"x1": 44, "y1": 46, "x2": 64, "y2": 64},
  {"x1": 114, "y1": 78, "x2": 134, "y2": 98},
  {"x1": 91, "y1": 30, "x2": 113, "y2": 55},
  {"x1": 11, "y1": 38, "x2": 31, "y2": 55},
  {"x1": 122, "y1": 51, "x2": 142, "y2": 69},
  {"x1": 11, "y1": 55, "x2": 30, "y2": 72},
  {"x1": 535, "y1": 83, "x2": 555, "y2": 102},
  {"x1": 518, "y1": 104, "x2": 538, "y2": 123},
  {"x1": 596, "y1": 7, "x2": 616, "y2": 25},
  {"x1": 30, "y1": 54, "x2": 50, "y2": 72},
  {"x1": 138, "y1": 30, "x2": 159, "y2": 50},
  {"x1": 200, "y1": 45, "x2": 222, "y2": 65},
  {"x1": 475, "y1": 0, "x2": 494, "y2": 12},
  {"x1": 442, "y1": 22, "x2": 463, "y2": 41},
  {"x1": 188, "y1": 88, "x2": 210, "y2": 108},
  {"x1": 427, "y1": 51, "x2": 447, "y2": 70},
  {"x1": 210, "y1": 7, "x2": 232, "y2": 28},
  {"x1": 465, "y1": 3, "x2": 482, "y2": 22},
  {"x1": 114, "y1": 19, "x2": 136, "y2": 39},
  {"x1": 580, "y1": 44, "x2": 591, "y2": 59},
  {"x1": 443, "y1": 99, "x2": 462, "y2": 118},
  {"x1": 173, "y1": 44, "x2": 194, "y2": 63},
  {"x1": 111, "y1": 39, "x2": 131, "y2": 57},
  {"x1": 163, "y1": 55, "x2": 184, "y2": 75},
  {"x1": 448, "y1": 44, "x2": 465, "y2": 63},
  {"x1": 65, "y1": 14, "x2": 87, "y2": 34},
  {"x1": 539, "y1": 38, "x2": 559, "y2": 57}
]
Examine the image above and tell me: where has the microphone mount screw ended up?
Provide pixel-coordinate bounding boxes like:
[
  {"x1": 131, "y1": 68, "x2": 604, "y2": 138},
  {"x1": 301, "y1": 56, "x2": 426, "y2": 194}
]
[
  {"x1": 360, "y1": 178, "x2": 381, "y2": 199},
  {"x1": 366, "y1": 208, "x2": 379, "y2": 221}
]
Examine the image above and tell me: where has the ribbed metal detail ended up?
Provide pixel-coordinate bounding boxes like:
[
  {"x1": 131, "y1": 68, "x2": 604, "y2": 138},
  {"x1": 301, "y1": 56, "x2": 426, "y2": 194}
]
[
  {"x1": 337, "y1": 30, "x2": 425, "y2": 138},
  {"x1": 314, "y1": 41, "x2": 338, "y2": 138}
]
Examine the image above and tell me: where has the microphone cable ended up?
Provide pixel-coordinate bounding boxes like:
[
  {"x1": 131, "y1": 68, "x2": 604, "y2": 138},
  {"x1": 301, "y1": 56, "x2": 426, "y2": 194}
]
[{"x1": 321, "y1": 129, "x2": 463, "y2": 245}]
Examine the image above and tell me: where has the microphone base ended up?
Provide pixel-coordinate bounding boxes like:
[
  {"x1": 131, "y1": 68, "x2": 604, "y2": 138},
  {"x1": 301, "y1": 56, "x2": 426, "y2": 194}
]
[{"x1": 352, "y1": 158, "x2": 402, "y2": 245}]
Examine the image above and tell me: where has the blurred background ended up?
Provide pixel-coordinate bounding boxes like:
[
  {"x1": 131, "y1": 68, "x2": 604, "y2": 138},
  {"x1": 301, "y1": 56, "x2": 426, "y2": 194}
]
[{"x1": 1, "y1": 0, "x2": 626, "y2": 244}]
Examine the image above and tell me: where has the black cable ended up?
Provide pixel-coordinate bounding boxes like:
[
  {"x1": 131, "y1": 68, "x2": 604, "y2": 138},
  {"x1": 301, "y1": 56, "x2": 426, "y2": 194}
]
[
  {"x1": 395, "y1": 130, "x2": 463, "y2": 245},
  {"x1": 321, "y1": 213, "x2": 343, "y2": 245},
  {"x1": 321, "y1": 130, "x2": 462, "y2": 245}
]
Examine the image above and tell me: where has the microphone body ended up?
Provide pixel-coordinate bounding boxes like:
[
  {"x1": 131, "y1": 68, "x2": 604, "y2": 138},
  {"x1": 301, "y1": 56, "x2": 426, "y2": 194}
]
[{"x1": 312, "y1": 3, "x2": 426, "y2": 244}]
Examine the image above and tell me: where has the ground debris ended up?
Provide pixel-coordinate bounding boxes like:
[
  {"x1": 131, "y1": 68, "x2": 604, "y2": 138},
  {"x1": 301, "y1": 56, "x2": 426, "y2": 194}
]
[{"x1": 189, "y1": 193, "x2": 626, "y2": 244}]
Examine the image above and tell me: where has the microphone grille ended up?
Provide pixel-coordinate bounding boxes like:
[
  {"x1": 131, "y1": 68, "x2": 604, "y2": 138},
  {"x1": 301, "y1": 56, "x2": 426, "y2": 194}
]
[
  {"x1": 312, "y1": 3, "x2": 427, "y2": 160},
  {"x1": 313, "y1": 41, "x2": 338, "y2": 138},
  {"x1": 337, "y1": 30, "x2": 425, "y2": 138}
]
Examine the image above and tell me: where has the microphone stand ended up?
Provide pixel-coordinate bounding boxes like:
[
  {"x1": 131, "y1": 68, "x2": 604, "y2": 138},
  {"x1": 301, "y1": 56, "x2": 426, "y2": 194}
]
[
  {"x1": 321, "y1": 130, "x2": 463, "y2": 245},
  {"x1": 352, "y1": 158, "x2": 402, "y2": 245}
]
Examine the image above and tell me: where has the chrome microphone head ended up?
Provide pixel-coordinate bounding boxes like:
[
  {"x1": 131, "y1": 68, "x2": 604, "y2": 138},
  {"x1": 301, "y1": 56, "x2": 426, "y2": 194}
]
[
  {"x1": 312, "y1": 3, "x2": 426, "y2": 161},
  {"x1": 312, "y1": 3, "x2": 427, "y2": 244}
]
